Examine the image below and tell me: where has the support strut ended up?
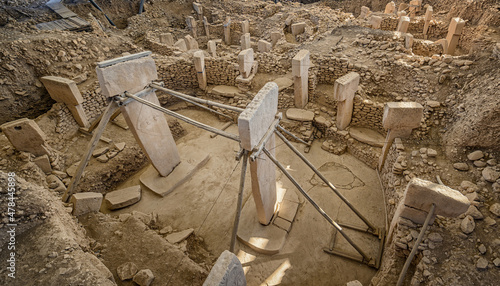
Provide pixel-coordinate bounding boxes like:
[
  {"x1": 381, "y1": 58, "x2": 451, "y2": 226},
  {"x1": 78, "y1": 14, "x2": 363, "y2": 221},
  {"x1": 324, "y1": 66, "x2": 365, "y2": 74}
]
[
  {"x1": 262, "y1": 148, "x2": 373, "y2": 264},
  {"x1": 230, "y1": 150, "x2": 249, "y2": 253}
]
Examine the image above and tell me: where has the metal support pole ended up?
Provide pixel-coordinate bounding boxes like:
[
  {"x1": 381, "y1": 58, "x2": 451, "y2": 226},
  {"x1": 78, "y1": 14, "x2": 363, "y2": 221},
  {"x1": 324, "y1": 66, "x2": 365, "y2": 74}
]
[
  {"x1": 230, "y1": 150, "x2": 248, "y2": 253},
  {"x1": 277, "y1": 125, "x2": 310, "y2": 145},
  {"x1": 263, "y1": 148, "x2": 372, "y2": 263},
  {"x1": 62, "y1": 99, "x2": 120, "y2": 202},
  {"x1": 274, "y1": 130, "x2": 378, "y2": 232},
  {"x1": 124, "y1": 92, "x2": 240, "y2": 142},
  {"x1": 396, "y1": 203, "x2": 436, "y2": 286},
  {"x1": 150, "y1": 83, "x2": 244, "y2": 113}
]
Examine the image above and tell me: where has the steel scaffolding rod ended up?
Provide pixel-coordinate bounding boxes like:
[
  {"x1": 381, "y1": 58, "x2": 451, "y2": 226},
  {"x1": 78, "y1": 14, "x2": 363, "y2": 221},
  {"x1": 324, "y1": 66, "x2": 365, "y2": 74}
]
[{"x1": 230, "y1": 150, "x2": 248, "y2": 253}]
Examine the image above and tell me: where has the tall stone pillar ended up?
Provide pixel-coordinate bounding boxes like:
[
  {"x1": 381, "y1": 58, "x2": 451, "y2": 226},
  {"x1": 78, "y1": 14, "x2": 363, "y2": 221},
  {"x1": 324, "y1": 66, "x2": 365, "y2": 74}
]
[
  {"x1": 193, "y1": 51, "x2": 207, "y2": 90},
  {"x1": 445, "y1": 18, "x2": 465, "y2": 55},
  {"x1": 292, "y1": 49, "x2": 310, "y2": 108},
  {"x1": 333, "y1": 72, "x2": 359, "y2": 130},
  {"x1": 224, "y1": 17, "x2": 231, "y2": 45}
]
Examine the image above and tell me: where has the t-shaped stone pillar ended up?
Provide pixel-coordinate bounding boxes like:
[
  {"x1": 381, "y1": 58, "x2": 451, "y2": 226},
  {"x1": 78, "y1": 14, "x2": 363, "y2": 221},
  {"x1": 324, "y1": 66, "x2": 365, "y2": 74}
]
[
  {"x1": 445, "y1": 17, "x2": 465, "y2": 55},
  {"x1": 203, "y1": 16, "x2": 210, "y2": 37},
  {"x1": 96, "y1": 52, "x2": 181, "y2": 177},
  {"x1": 186, "y1": 16, "x2": 197, "y2": 38},
  {"x1": 207, "y1": 40, "x2": 217, "y2": 57},
  {"x1": 378, "y1": 102, "x2": 423, "y2": 171},
  {"x1": 160, "y1": 33, "x2": 174, "y2": 46},
  {"x1": 40, "y1": 76, "x2": 89, "y2": 128},
  {"x1": 241, "y1": 33, "x2": 251, "y2": 50},
  {"x1": 238, "y1": 48, "x2": 254, "y2": 78},
  {"x1": 238, "y1": 82, "x2": 279, "y2": 225},
  {"x1": 359, "y1": 6, "x2": 371, "y2": 19},
  {"x1": 193, "y1": 2, "x2": 203, "y2": 21},
  {"x1": 423, "y1": 6, "x2": 433, "y2": 36},
  {"x1": 397, "y1": 16, "x2": 410, "y2": 33},
  {"x1": 384, "y1": 1, "x2": 396, "y2": 14},
  {"x1": 258, "y1": 40, "x2": 272, "y2": 53},
  {"x1": 292, "y1": 49, "x2": 310, "y2": 108},
  {"x1": 408, "y1": 0, "x2": 420, "y2": 18},
  {"x1": 333, "y1": 72, "x2": 360, "y2": 130},
  {"x1": 224, "y1": 17, "x2": 231, "y2": 45},
  {"x1": 193, "y1": 51, "x2": 207, "y2": 90},
  {"x1": 241, "y1": 20, "x2": 249, "y2": 34},
  {"x1": 184, "y1": 35, "x2": 199, "y2": 50},
  {"x1": 370, "y1": 16, "x2": 382, "y2": 29},
  {"x1": 1, "y1": 118, "x2": 50, "y2": 156}
]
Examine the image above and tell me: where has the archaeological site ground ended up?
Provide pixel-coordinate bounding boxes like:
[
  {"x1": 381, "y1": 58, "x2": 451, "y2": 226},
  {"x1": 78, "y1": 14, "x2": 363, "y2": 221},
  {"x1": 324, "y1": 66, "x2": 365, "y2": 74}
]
[{"x1": 0, "y1": 0, "x2": 499, "y2": 285}]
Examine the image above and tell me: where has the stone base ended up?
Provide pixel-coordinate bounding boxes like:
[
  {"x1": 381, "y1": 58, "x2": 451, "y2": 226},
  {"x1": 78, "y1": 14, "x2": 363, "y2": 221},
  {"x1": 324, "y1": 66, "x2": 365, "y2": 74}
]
[
  {"x1": 140, "y1": 154, "x2": 211, "y2": 197},
  {"x1": 237, "y1": 188, "x2": 299, "y2": 255}
]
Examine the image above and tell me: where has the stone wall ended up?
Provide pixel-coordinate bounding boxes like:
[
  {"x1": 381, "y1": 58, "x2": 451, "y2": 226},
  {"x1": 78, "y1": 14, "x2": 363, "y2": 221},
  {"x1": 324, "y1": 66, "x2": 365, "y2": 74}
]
[
  {"x1": 205, "y1": 56, "x2": 240, "y2": 86},
  {"x1": 255, "y1": 52, "x2": 290, "y2": 75},
  {"x1": 351, "y1": 95, "x2": 385, "y2": 132},
  {"x1": 312, "y1": 55, "x2": 373, "y2": 85},
  {"x1": 157, "y1": 58, "x2": 198, "y2": 89},
  {"x1": 378, "y1": 17, "x2": 447, "y2": 39}
]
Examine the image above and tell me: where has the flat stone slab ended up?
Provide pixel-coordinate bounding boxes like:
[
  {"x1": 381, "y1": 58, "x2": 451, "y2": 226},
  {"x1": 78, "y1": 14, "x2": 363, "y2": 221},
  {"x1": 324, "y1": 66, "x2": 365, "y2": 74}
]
[
  {"x1": 349, "y1": 127, "x2": 386, "y2": 147},
  {"x1": 237, "y1": 189, "x2": 299, "y2": 254},
  {"x1": 140, "y1": 154, "x2": 211, "y2": 197},
  {"x1": 286, "y1": 108, "x2": 315, "y2": 122},
  {"x1": 203, "y1": 250, "x2": 246, "y2": 286},
  {"x1": 105, "y1": 185, "x2": 142, "y2": 210},
  {"x1": 272, "y1": 77, "x2": 293, "y2": 91},
  {"x1": 166, "y1": 228, "x2": 194, "y2": 244},
  {"x1": 210, "y1": 85, "x2": 240, "y2": 98}
]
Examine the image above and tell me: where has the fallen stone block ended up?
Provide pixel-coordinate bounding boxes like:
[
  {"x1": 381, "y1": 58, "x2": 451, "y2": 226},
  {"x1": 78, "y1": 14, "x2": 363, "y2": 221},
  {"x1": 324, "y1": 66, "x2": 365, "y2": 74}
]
[
  {"x1": 291, "y1": 22, "x2": 306, "y2": 35},
  {"x1": 1, "y1": 118, "x2": 49, "y2": 156},
  {"x1": 117, "y1": 262, "x2": 138, "y2": 281},
  {"x1": 403, "y1": 178, "x2": 470, "y2": 217},
  {"x1": 105, "y1": 185, "x2": 142, "y2": 210},
  {"x1": 70, "y1": 192, "x2": 103, "y2": 216},
  {"x1": 286, "y1": 108, "x2": 314, "y2": 122},
  {"x1": 382, "y1": 102, "x2": 423, "y2": 130},
  {"x1": 40, "y1": 76, "x2": 84, "y2": 105},
  {"x1": 133, "y1": 269, "x2": 154, "y2": 286},
  {"x1": 34, "y1": 154, "x2": 52, "y2": 173},
  {"x1": 166, "y1": 228, "x2": 194, "y2": 244}
]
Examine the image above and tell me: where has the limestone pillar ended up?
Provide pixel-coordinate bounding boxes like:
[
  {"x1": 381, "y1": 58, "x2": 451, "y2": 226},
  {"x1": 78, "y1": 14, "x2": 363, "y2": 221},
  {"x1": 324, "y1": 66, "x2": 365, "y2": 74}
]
[
  {"x1": 445, "y1": 17, "x2": 465, "y2": 55},
  {"x1": 257, "y1": 40, "x2": 271, "y2": 53},
  {"x1": 238, "y1": 48, "x2": 254, "y2": 78},
  {"x1": 359, "y1": 6, "x2": 371, "y2": 19},
  {"x1": 174, "y1": 39, "x2": 187, "y2": 51},
  {"x1": 241, "y1": 20, "x2": 249, "y2": 34},
  {"x1": 408, "y1": 0, "x2": 419, "y2": 19},
  {"x1": 271, "y1": 32, "x2": 281, "y2": 47},
  {"x1": 193, "y1": 2, "x2": 203, "y2": 21},
  {"x1": 207, "y1": 40, "x2": 217, "y2": 57},
  {"x1": 333, "y1": 72, "x2": 359, "y2": 130},
  {"x1": 384, "y1": 1, "x2": 396, "y2": 14},
  {"x1": 193, "y1": 51, "x2": 207, "y2": 90},
  {"x1": 370, "y1": 16, "x2": 382, "y2": 29},
  {"x1": 423, "y1": 6, "x2": 433, "y2": 36},
  {"x1": 184, "y1": 35, "x2": 199, "y2": 50},
  {"x1": 224, "y1": 17, "x2": 231, "y2": 45},
  {"x1": 292, "y1": 49, "x2": 310, "y2": 108},
  {"x1": 291, "y1": 22, "x2": 306, "y2": 36},
  {"x1": 241, "y1": 33, "x2": 251, "y2": 50},
  {"x1": 378, "y1": 102, "x2": 423, "y2": 171},
  {"x1": 405, "y1": 34, "x2": 414, "y2": 50},
  {"x1": 1, "y1": 118, "x2": 49, "y2": 156},
  {"x1": 238, "y1": 82, "x2": 279, "y2": 225},
  {"x1": 397, "y1": 16, "x2": 410, "y2": 33},
  {"x1": 186, "y1": 16, "x2": 197, "y2": 38},
  {"x1": 203, "y1": 16, "x2": 210, "y2": 37},
  {"x1": 40, "y1": 76, "x2": 89, "y2": 128},
  {"x1": 160, "y1": 33, "x2": 174, "y2": 46},
  {"x1": 96, "y1": 53, "x2": 181, "y2": 177}
]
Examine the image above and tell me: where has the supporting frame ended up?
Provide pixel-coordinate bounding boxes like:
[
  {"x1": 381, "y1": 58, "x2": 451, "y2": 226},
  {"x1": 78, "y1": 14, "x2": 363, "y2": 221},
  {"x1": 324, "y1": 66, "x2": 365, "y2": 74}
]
[{"x1": 230, "y1": 150, "x2": 249, "y2": 253}]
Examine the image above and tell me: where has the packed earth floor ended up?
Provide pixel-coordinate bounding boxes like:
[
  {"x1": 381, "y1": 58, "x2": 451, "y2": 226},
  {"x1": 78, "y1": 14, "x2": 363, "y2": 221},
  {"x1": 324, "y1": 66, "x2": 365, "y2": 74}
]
[{"x1": 0, "y1": 0, "x2": 499, "y2": 286}]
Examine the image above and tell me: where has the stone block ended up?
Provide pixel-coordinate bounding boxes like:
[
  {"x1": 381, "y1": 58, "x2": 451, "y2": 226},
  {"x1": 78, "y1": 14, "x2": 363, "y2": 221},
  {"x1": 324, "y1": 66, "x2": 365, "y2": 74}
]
[
  {"x1": 238, "y1": 48, "x2": 254, "y2": 78},
  {"x1": 184, "y1": 35, "x2": 199, "y2": 50},
  {"x1": 120, "y1": 90, "x2": 181, "y2": 177},
  {"x1": 292, "y1": 49, "x2": 310, "y2": 77},
  {"x1": 447, "y1": 17, "x2": 465, "y2": 36},
  {"x1": 397, "y1": 16, "x2": 410, "y2": 33},
  {"x1": 133, "y1": 269, "x2": 154, "y2": 286},
  {"x1": 403, "y1": 178, "x2": 470, "y2": 217},
  {"x1": 104, "y1": 185, "x2": 141, "y2": 210},
  {"x1": 166, "y1": 228, "x2": 194, "y2": 244},
  {"x1": 370, "y1": 16, "x2": 382, "y2": 29},
  {"x1": 1, "y1": 118, "x2": 48, "y2": 156},
  {"x1": 238, "y1": 82, "x2": 278, "y2": 151},
  {"x1": 241, "y1": 33, "x2": 251, "y2": 50},
  {"x1": 70, "y1": 192, "x2": 103, "y2": 216},
  {"x1": 160, "y1": 33, "x2": 174, "y2": 45},
  {"x1": 333, "y1": 72, "x2": 359, "y2": 101},
  {"x1": 257, "y1": 39, "x2": 272, "y2": 53},
  {"x1": 34, "y1": 155, "x2": 52, "y2": 173},
  {"x1": 203, "y1": 250, "x2": 246, "y2": 286},
  {"x1": 241, "y1": 20, "x2": 249, "y2": 34},
  {"x1": 286, "y1": 108, "x2": 314, "y2": 122},
  {"x1": 174, "y1": 39, "x2": 187, "y2": 51},
  {"x1": 382, "y1": 102, "x2": 423, "y2": 130},
  {"x1": 40, "y1": 76, "x2": 83, "y2": 105},
  {"x1": 96, "y1": 54, "x2": 157, "y2": 97},
  {"x1": 405, "y1": 34, "x2": 414, "y2": 49},
  {"x1": 394, "y1": 202, "x2": 436, "y2": 225},
  {"x1": 294, "y1": 75, "x2": 308, "y2": 108},
  {"x1": 359, "y1": 6, "x2": 370, "y2": 19},
  {"x1": 385, "y1": 1, "x2": 396, "y2": 14},
  {"x1": 291, "y1": 22, "x2": 306, "y2": 36},
  {"x1": 271, "y1": 32, "x2": 281, "y2": 47},
  {"x1": 207, "y1": 40, "x2": 216, "y2": 57},
  {"x1": 66, "y1": 104, "x2": 89, "y2": 127}
]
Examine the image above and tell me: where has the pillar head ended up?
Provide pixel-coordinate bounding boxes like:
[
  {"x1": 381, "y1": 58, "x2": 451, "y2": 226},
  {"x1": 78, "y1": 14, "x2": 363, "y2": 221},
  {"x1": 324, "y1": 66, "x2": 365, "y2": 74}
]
[{"x1": 382, "y1": 102, "x2": 423, "y2": 130}]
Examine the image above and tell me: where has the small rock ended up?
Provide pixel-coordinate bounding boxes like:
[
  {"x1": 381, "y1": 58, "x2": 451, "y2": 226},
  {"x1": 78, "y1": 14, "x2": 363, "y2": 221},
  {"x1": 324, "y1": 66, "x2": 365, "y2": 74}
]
[
  {"x1": 93, "y1": 147, "x2": 109, "y2": 157},
  {"x1": 453, "y1": 163, "x2": 469, "y2": 171},
  {"x1": 346, "y1": 280, "x2": 363, "y2": 286},
  {"x1": 484, "y1": 216, "x2": 497, "y2": 227},
  {"x1": 486, "y1": 159, "x2": 497, "y2": 166},
  {"x1": 117, "y1": 262, "x2": 138, "y2": 280},
  {"x1": 105, "y1": 185, "x2": 141, "y2": 210},
  {"x1": 159, "y1": 226, "x2": 173, "y2": 235},
  {"x1": 166, "y1": 228, "x2": 194, "y2": 244},
  {"x1": 482, "y1": 167, "x2": 500, "y2": 183},
  {"x1": 427, "y1": 149, "x2": 438, "y2": 157},
  {"x1": 474, "y1": 161, "x2": 487, "y2": 168},
  {"x1": 467, "y1": 150, "x2": 484, "y2": 161},
  {"x1": 427, "y1": 233, "x2": 443, "y2": 243},
  {"x1": 460, "y1": 215, "x2": 475, "y2": 234},
  {"x1": 96, "y1": 154, "x2": 109, "y2": 163},
  {"x1": 465, "y1": 206, "x2": 484, "y2": 220},
  {"x1": 493, "y1": 258, "x2": 500, "y2": 267},
  {"x1": 478, "y1": 244, "x2": 487, "y2": 254},
  {"x1": 476, "y1": 258, "x2": 488, "y2": 270},
  {"x1": 133, "y1": 269, "x2": 155, "y2": 286},
  {"x1": 489, "y1": 203, "x2": 500, "y2": 217},
  {"x1": 114, "y1": 142, "x2": 126, "y2": 151}
]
